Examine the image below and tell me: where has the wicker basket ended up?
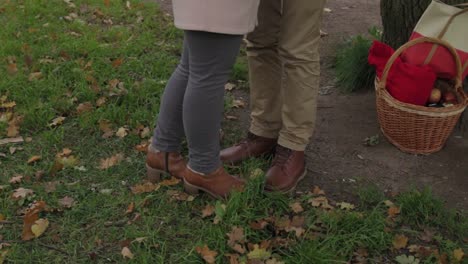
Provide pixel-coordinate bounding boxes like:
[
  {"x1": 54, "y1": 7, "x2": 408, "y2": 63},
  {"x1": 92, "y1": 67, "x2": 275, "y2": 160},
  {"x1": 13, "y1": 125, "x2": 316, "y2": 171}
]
[{"x1": 375, "y1": 37, "x2": 468, "y2": 154}]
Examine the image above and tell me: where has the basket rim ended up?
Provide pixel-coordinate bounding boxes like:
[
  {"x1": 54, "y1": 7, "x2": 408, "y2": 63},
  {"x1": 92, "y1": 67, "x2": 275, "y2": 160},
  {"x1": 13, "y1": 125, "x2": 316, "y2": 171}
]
[{"x1": 374, "y1": 77, "x2": 467, "y2": 117}]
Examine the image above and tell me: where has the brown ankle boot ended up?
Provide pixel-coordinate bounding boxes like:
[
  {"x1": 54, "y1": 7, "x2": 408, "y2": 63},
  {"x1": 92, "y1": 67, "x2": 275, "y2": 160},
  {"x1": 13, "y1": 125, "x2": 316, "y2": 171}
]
[
  {"x1": 265, "y1": 145, "x2": 306, "y2": 193},
  {"x1": 220, "y1": 132, "x2": 277, "y2": 165},
  {"x1": 146, "y1": 146, "x2": 186, "y2": 183},
  {"x1": 183, "y1": 166, "x2": 245, "y2": 199}
]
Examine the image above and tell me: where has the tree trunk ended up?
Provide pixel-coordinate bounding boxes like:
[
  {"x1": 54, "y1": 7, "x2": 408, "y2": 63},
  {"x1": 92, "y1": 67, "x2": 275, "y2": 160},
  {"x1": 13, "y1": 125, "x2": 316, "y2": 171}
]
[{"x1": 380, "y1": 0, "x2": 467, "y2": 135}]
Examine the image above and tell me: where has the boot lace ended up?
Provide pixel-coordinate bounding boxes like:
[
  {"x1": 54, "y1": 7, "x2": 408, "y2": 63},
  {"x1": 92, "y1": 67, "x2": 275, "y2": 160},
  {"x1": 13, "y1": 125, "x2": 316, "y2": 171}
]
[{"x1": 272, "y1": 145, "x2": 292, "y2": 167}]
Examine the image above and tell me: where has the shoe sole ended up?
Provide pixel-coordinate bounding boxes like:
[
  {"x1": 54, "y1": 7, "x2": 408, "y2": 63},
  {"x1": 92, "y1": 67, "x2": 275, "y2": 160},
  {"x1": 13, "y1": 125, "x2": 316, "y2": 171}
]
[
  {"x1": 265, "y1": 169, "x2": 307, "y2": 194},
  {"x1": 183, "y1": 179, "x2": 223, "y2": 200}
]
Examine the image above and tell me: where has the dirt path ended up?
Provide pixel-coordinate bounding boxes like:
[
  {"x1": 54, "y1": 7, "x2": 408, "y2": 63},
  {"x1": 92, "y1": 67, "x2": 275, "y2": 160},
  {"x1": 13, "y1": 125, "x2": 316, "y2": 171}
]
[
  {"x1": 153, "y1": 0, "x2": 468, "y2": 209},
  {"x1": 311, "y1": 0, "x2": 467, "y2": 209}
]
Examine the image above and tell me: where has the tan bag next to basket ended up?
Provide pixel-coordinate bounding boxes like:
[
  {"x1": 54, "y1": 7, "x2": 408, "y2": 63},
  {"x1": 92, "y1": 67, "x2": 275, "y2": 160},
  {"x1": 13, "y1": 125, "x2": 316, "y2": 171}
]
[{"x1": 403, "y1": 1, "x2": 468, "y2": 79}]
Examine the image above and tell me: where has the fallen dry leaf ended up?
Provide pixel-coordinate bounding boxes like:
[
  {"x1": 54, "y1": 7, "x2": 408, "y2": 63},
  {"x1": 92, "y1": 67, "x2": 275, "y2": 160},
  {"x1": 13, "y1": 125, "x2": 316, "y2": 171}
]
[
  {"x1": 247, "y1": 244, "x2": 271, "y2": 260},
  {"x1": 21, "y1": 201, "x2": 46, "y2": 240},
  {"x1": 418, "y1": 229, "x2": 435, "y2": 243},
  {"x1": 201, "y1": 205, "x2": 215, "y2": 218},
  {"x1": 44, "y1": 181, "x2": 59, "y2": 193},
  {"x1": 27, "y1": 155, "x2": 42, "y2": 164},
  {"x1": 112, "y1": 58, "x2": 123, "y2": 68},
  {"x1": 320, "y1": 30, "x2": 329, "y2": 38},
  {"x1": 125, "y1": 202, "x2": 135, "y2": 215},
  {"x1": 130, "y1": 182, "x2": 160, "y2": 194},
  {"x1": 308, "y1": 196, "x2": 334, "y2": 210},
  {"x1": 135, "y1": 141, "x2": 150, "y2": 153},
  {"x1": 7, "y1": 63, "x2": 18, "y2": 75},
  {"x1": 140, "y1": 127, "x2": 151, "y2": 139},
  {"x1": 132, "y1": 237, "x2": 147, "y2": 244},
  {"x1": 0, "y1": 101, "x2": 16, "y2": 109},
  {"x1": 8, "y1": 175, "x2": 23, "y2": 184},
  {"x1": 227, "y1": 226, "x2": 245, "y2": 254},
  {"x1": 167, "y1": 190, "x2": 195, "y2": 202},
  {"x1": 336, "y1": 202, "x2": 355, "y2": 210},
  {"x1": 58, "y1": 196, "x2": 75, "y2": 208},
  {"x1": 388, "y1": 206, "x2": 401, "y2": 218},
  {"x1": 98, "y1": 153, "x2": 124, "y2": 169},
  {"x1": 250, "y1": 219, "x2": 268, "y2": 230},
  {"x1": 286, "y1": 216, "x2": 306, "y2": 237},
  {"x1": 232, "y1": 99, "x2": 245, "y2": 108},
  {"x1": 453, "y1": 248, "x2": 464, "y2": 262},
  {"x1": 28, "y1": 72, "x2": 43, "y2": 81},
  {"x1": 31, "y1": 218, "x2": 49, "y2": 238},
  {"x1": 9, "y1": 146, "x2": 22, "y2": 154},
  {"x1": 160, "y1": 177, "x2": 181, "y2": 187},
  {"x1": 408, "y1": 245, "x2": 434, "y2": 258},
  {"x1": 99, "y1": 119, "x2": 114, "y2": 138},
  {"x1": 116, "y1": 127, "x2": 128, "y2": 138},
  {"x1": 312, "y1": 186, "x2": 326, "y2": 195},
  {"x1": 96, "y1": 97, "x2": 107, "y2": 107},
  {"x1": 12, "y1": 188, "x2": 34, "y2": 200},
  {"x1": 51, "y1": 152, "x2": 80, "y2": 175},
  {"x1": 0, "y1": 137, "x2": 24, "y2": 146},
  {"x1": 196, "y1": 245, "x2": 218, "y2": 264},
  {"x1": 49, "y1": 116, "x2": 66, "y2": 127},
  {"x1": 76, "y1": 102, "x2": 94, "y2": 114},
  {"x1": 290, "y1": 202, "x2": 304, "y2": 214},
  {"x1": 225, "y1": 253, "x2": 240, "y2": 264},
  {"x1": 6, "y1": 125, "x2": 19, "y2": 138},
  {"x1": 393, "y1": 234, "x2": 409, "y2": 250},
  {"x1": 59, "y1": 148, "x2": 72, "y2": 157},
  {"x1": 225, "y1": 83, "x2": 236, "y2": 91},
  {"x1": 121, "y1": 247, "x2": 134, "y2": 259},
  {"x1": 225, "y1": 115, "x2": 238, "y2": 121}
]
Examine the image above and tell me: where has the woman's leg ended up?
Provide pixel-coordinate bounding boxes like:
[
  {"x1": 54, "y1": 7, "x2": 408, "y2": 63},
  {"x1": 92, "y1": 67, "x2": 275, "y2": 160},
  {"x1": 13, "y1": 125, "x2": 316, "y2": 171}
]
[
  {"x1": 152, "y1": 39, "x2": 189, "y2": 152},
  {"x1": 183, "y1": 31, "x2": 243, "y2": 174}
]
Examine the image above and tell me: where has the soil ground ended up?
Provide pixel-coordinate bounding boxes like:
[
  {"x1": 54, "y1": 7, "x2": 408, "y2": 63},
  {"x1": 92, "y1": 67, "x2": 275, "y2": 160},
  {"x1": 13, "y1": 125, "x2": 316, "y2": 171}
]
[{"x1": 153, "y1": 0, "x2": 468, "y2": 209}]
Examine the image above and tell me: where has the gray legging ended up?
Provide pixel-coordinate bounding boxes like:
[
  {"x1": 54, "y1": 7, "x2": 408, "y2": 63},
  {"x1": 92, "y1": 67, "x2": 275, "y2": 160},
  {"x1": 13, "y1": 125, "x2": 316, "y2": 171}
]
[{"x1": 152, "y1": 30, "x2": 243, "y2": 174}]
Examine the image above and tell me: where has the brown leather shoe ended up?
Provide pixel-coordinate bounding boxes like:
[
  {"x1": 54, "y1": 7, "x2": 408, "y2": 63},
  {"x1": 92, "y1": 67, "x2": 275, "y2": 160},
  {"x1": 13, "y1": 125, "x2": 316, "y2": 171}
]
[
  {"x1": 265, "y1": 145, "x2": 306, "y2": 193},
  {"x1": 220, "y1": 132, "x2": 277, "y2": 165},
  {"x1": 146, "y1": 146, "x2": 186, "y2": 183},
  {"x1": 183, "y1": 166, "x2": 245, "y2": 199}
]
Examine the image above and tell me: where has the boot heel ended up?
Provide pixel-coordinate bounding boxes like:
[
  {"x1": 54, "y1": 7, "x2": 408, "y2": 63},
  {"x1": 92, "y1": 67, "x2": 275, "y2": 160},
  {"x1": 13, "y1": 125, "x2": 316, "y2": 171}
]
[
  {"x1": 184, "y1": 181, "x2": 200, "y2": 195},
  {"x1": 146, "y1": 164, "x2": 166, "y2": 183}
]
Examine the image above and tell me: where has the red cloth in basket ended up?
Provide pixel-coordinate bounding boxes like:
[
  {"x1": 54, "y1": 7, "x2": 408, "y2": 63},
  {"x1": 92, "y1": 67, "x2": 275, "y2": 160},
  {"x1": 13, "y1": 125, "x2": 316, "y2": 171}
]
[{"x1": 368, "y1": 41, "x2": 437, "y2": 106}]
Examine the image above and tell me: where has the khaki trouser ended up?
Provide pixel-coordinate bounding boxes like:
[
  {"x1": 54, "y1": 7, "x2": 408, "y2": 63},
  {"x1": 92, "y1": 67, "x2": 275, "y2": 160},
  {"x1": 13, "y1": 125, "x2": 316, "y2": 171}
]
[{"x1": 247, "y1": 0, "x2": 326, "y2": 151}]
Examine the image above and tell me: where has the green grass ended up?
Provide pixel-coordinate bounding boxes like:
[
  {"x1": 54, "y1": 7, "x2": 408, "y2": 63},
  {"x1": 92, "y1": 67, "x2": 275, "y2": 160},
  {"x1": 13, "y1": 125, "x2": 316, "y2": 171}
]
[
  {"x1": 0, "y1": 1, "x2": 467, "y2": 263},
  {"x1": 334, "y1": 27, "x2": 381, "y2": 93}
]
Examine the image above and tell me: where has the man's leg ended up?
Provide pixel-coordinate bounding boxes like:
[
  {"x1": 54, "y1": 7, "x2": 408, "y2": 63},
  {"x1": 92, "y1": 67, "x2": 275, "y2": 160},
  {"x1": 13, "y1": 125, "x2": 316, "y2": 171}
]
[
  {"x1": 220, "y1": 0, "x2": 282, "y2": 165},
  {"x1": 247, "y1": 0, "x2": 283, "y2": 139},
  {"x1": 278, "y1": 0, "x2": 326, "y2": 151},
  {"x1": 265, "y1": 0, "x2": 326, "y2": 193}
]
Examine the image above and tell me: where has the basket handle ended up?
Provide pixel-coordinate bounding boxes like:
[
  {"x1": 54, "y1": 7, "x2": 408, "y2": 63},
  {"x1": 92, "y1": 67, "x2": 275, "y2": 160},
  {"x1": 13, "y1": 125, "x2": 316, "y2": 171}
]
[{"x1": 377, "y1": 36, "x2": 467, "y2": 104}]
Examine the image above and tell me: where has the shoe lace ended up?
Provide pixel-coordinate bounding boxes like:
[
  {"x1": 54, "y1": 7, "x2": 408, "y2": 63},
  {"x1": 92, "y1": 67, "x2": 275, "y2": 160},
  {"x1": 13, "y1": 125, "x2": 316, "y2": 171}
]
[{"x1": 272, "y1": 145, "x2": 292, "y2": 167}]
